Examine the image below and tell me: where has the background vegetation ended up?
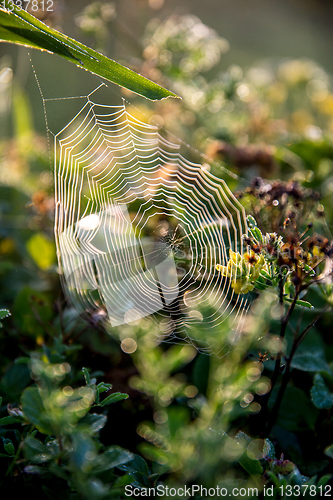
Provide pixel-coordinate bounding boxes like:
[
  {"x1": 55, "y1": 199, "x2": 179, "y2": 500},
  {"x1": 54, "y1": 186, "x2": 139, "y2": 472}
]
[{"x1": 1, "y1": 1, "x2": 333, "y2": 498}]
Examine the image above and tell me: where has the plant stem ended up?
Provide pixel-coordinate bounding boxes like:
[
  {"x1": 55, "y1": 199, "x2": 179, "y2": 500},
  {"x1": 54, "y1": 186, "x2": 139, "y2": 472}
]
[
  {"x1": 269, "y1": 285, "x2": 300, "y2": 392},
  {"x1": 6, "y1": 440, "x2": 23, "y2": 477},
  {"x1": 266, "y1": 308, "x2": 327, "y2": 433},
  {"x1": 260, "y1": 283, "x2": 300, "y2": 434},
  {"x1": 57, "y1": 435, "x2": 63, "y2": 466}
]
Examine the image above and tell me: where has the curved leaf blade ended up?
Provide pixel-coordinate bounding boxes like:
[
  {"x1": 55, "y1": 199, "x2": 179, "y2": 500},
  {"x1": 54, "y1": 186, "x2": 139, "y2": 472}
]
[
  {"x1": 99, "y1": 392, "x2": 129, "y2": 407},
  {"x1": 0, "y1": 3, "x2": 179, "y2": 101}
]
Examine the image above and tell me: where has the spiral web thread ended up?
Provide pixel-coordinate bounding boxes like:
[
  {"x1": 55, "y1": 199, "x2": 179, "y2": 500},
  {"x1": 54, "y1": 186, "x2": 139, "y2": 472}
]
[{"x1": 52, "y1": 85, "x2": 249, "y2": 355}]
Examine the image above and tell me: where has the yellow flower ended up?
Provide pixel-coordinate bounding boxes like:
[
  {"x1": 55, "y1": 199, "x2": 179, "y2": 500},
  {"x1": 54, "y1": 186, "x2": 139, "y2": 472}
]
[
  {"x1": 216, "y1": 249, "x2": 265, "y2": 294},
  {"x1": 229, "y1": 250, "x2": 242, "y2": 265},
  {"x1": 216, "y1": 264, "x2": 229, "y2": 276},
  {"x1": 231, "y1": 278, "x2": 254, "y2": 294},
  {"x1": 312, "y1": 245, "x2": 324, "y2": 258}
]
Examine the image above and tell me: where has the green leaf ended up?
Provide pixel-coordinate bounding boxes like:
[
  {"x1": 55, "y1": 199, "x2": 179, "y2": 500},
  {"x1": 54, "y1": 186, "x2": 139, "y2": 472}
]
[
  {"x1": 291, "y1": 351, "x2": 331, "y2": 373},
  {"x1": 26, "y1": 233, "x2": 56, "y2": 270},
  {"x1": 0, "y1": 416, "x2": 23, "y2": 425},
  {"x1": 263, "y1": 439, "x2": 275, "y2": 460},
  {"x1": 239, "y1": 453, "x2": 263, "y2": 477},
  {"x1": 2, "y1": 438, "x2": 15, "y2": 456},
  {"x1": 91, "y1": 446, "x2": 134, "y2": 474},
  {"x1": 295, "y1": 299, "x2": 314, "y2": 309},
  {"x1": 21, "y1": 386, "x2": 53, "y2": 435},
  {"x1": 252, "y1": 227, "x2": 263, "y2": 243},
  {"x1": 82, "y1": 367, "x2": 90, "y2": 385},
  {"x1": 99, "y1": 392, "x2": 128, "y2": 407},
  {"x1": 14, "y1": 357, "x2": 31, "y2": 364},
  {"x1": 311, "y1": 374, "x2": 333, "y2": 410},
  {"x1": 247, "y1": 215, "x2": 258, "y2": 228},
  {"x1": 317, "y1": 474, "x2": 333, "y2": 487},
  {"x1": 95, "y1": 382, "x2": 112, "y2": 404},
  {"x1": 96, "y1": 382, "x2": 112, "y2": 394},
  {"x1": 24, "y1": 436, "x2": 53, "y2": 463},
  {"x1": 0, "y1": 309, "x2": 10, "y2": 319},
  {"x1": 284, "y1": 297, "x2": 314, "y2": 308},
  {"x1": 0, "y1": 3, "x2": 179, "y2": 101},
  {"x1": 118, "y1": 454, "x2": 150, "y2": 476},
  {"x1": 324, "y1": 444, "x2": 333, "y2": 459},
  {"x1": 2, "y1": 363, "x2": 30, "y2": 398},
  {"x1": 79, "y1": 413, "x2": 107, "y2": 434}
]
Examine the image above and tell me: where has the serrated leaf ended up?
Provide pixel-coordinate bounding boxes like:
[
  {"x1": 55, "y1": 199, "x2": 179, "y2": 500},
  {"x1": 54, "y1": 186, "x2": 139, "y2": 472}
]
[
  {"x1": 310, "y1": 374, "x2": 333, "y2": 410},
  {"x1": 263, "y1": 438, "x2": 275, "y2": 460},
  {"x1": 0, "y1": 3, "x2": 179, "y2": 101},
  {"x1": 99, "y1": 392, "x2": 128, "y2": 407},
  {"x1": 0, "y1": 309, "x2": 10, "y2": 319}
]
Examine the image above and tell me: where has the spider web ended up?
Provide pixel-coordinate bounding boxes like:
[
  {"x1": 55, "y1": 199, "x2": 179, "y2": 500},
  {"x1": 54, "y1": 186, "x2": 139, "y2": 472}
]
[{"x1": 45, "y1": 83, "x2": 249, "y2": 355}]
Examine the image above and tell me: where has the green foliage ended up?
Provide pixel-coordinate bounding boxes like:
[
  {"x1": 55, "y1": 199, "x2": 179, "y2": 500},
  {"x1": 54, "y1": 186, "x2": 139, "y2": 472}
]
[
  {"x1": 0, "y1": 308, "x2": 10, "y2": 328},
  {"x1": 0, "y1": 347, "x2": 154, "y2": 498},
  {"x1": 311, "y1": 374, "x2": 333, "y2": 410},
  {"x1": 0, "y1": 1, "x2": 178, "y2": 100},
  {"x1": 1, "y1": 7, "x2": 333, "y2": 499}
]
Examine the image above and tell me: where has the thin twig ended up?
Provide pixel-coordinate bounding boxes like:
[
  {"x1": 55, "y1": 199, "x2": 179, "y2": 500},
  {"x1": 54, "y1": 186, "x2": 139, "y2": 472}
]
[
  {"x1": 260, "y1": 281, "x2": 301, "y2": 433},
  {"x1": 267, "y1": 307, "x2": 329, "y2": 433},
  {"x1": 31, "y1": 304, "x2": 57, "y2": 338}
]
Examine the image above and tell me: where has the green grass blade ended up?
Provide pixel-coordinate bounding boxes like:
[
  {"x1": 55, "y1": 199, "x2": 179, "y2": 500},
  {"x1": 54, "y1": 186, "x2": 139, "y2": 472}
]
[{"x1": 0, "y1": 3, "x2": 179, "y2": 101}]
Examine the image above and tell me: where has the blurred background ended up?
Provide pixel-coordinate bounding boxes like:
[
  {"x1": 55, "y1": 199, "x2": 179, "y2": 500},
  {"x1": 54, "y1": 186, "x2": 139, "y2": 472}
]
[
  {"x1": 1, "y1": 1, "x2": 333, "y2": 495},
  {"x1": 2, "y1": 0, "x2": 333, "y2": 132},
  {"x1": 2, "y1": 0, "x2": 333, "y2": 233}
]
